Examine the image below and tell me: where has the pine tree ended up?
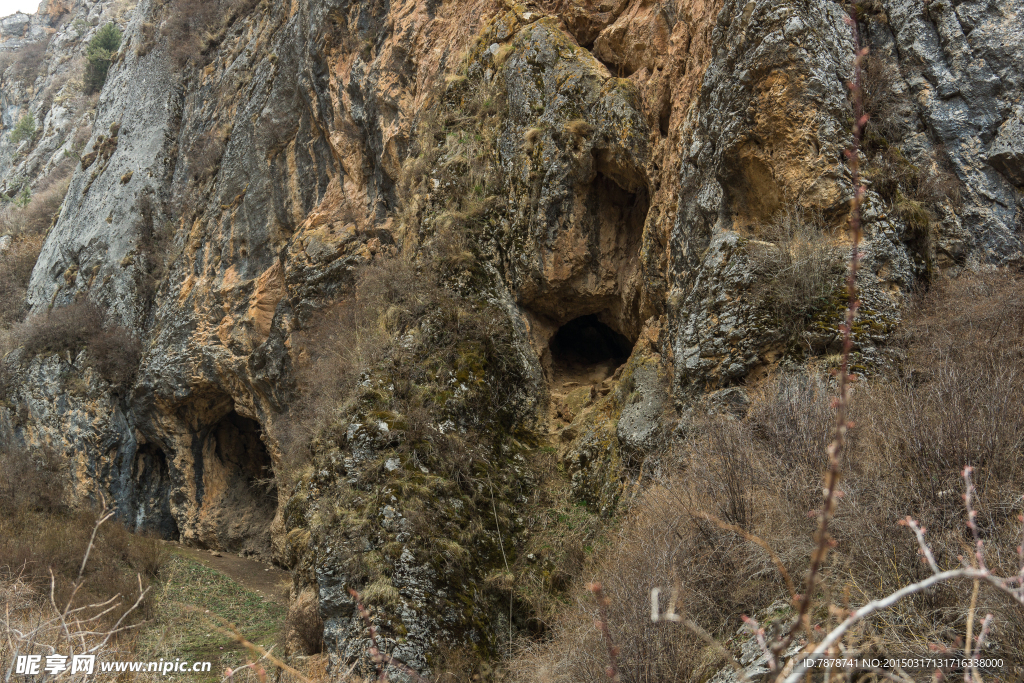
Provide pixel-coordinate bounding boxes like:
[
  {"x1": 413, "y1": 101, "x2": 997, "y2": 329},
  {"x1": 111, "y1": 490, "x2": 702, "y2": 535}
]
[{"x1": 84, "y1": 23, "x2": 122, "y2": 94}]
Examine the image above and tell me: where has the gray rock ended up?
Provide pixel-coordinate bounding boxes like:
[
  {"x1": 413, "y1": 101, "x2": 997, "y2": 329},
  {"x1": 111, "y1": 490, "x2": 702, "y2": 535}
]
[
  {"x1": 616, "y1": 359, "x2": 667, "y2": 455},
  {"x1": 989, "y1": 109, "x2": 1024, "y2": 187}
]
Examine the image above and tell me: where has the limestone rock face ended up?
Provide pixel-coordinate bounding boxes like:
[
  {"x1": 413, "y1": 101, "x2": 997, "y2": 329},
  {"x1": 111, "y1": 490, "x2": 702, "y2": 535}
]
[
  {"x1": 989, "y1": 109, "x2": 1024, "y2": 188},
  {"x1": 883, "y1": 0, "x2": 1024, "y2": 262},
  {"x1": 497, "y1": 15, "x2": 651, "y2": 346},
  {"x1": 2, "y1": 0, "x2": 1022, "y2": 674}
]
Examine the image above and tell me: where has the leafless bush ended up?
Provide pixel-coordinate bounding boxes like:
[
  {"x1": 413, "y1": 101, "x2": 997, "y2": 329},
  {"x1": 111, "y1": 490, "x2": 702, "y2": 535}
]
[
  {"x1": 0, "y1": 232, "x2": 45, "y2": 326},
  {"x1": 0, "y1": 444, "x2": 68, "y2": 514},
  {"x1": 0, "y1": 169, "x2": 71, "y2": 329},
  {"x1": 162, "y1": 0, "x2": 261, "y2": 68},
  {"x1": 279, "y1": 256, "x2": 428, "y2": 480},
  {"x1": 187, "y1": 124, "x2": 230, "y2": 181},
  {"x1": 862, "y1": 53, "x2": 914, "y2": 145},
  {"x1": 10, "y1": 41, "x2": 48, "y2": 83},
  {"x1": 0, "y1": 503, "x2": 154, "y2": 681},
  {"x1": 18, "y1": 175, "x2": 71, "y2": 235},
  {"x1": 70, "y1": 123, "x2": 92, "y2": 153},
  {"x1": 746, "y1": 208, "x2": 845, "y2": 337},
  {"x1": 18, "y1": 299, "x2": 105, "y2": 358},
  {"x1": 163, "y1": 0, "x2": 220, "y2": 67},
  {"x1": 16, "y1": 299, "x2": 142, "y2": 387},
  {"x1": 514, "y1": 484, "x2": 749, "y2": 683},
  {"x1": 87, "y1": 325, "x2": 142, "y2": 386}
]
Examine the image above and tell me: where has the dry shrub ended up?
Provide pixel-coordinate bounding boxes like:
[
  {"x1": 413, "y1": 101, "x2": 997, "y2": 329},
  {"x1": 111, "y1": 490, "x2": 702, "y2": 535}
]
[
  {"x1": 0, "y1": 231, "x2": 45, "y2": 326},
  {"x1": 187, "y1": 124, "x2": 230, "y2": 181},
  {"x1": 10, "y1": 40, "x2": 48, "y2": 83},
  {"x1": 516, "y1": 272, "x2": 1024, "y2": 682},
  {"x1": 0, "y1": 446, "x2": 165, "y2": 629},
  {"x1": 0, "y1": 444, "x2": 68, "y2": 515},
  {"x1": 514, "y1": 377, "x2": 833, "y2": 683},
  {"x1": 163, "y1": 0, "x2": 261, "y2": 68},
  {"x1": 71, "y1": 123, "x2": 92, "y2": 152},
  {"x1": 862, "y1": 53, "x2": 914, "y2": 145},
  {"x1": 88, "y1": 324, "x2": 143, "y2": 386},
  {"x1": 867, "y1": 147, "x2": 961, "y2": 226},
  {"x1": 18, "y1": 299, "x2": 105, "y2": 358},
  {"x1": 746, "y1": 208, "x2": 845, "y2": 337},
  {"x1": 432, "y1": 644, "x2": 485, "y2": 683},
  {"x1": 860, "y1": 52, "x2": 963, "y2": 245},
  {"x1": 17, "y1": 299, "x2": 142, "y2": 387},
  {"x1": 135, "y1": 193, "x2": 176, "y2": 308},
  {"x1": 514, "y1": 484, "x2": 744, "y2": 683},
  {"x1": 280, "y1": 256, "x2": 431, "y2": 479},
  {"x1": 0, "y1": 166, "x2": 72, "y2": 329},
  {"x1": 163, "y1": 0, "x2": 220, "y2": 67},
  {"x1": 19, "y1": 174, "x2": 72, "y2": 234}
]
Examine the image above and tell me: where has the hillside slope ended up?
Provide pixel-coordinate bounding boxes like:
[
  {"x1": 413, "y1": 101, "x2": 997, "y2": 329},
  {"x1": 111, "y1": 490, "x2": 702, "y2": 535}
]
[{"x1": 1, "y1": 0, "x2": 1021, "y2": 677}]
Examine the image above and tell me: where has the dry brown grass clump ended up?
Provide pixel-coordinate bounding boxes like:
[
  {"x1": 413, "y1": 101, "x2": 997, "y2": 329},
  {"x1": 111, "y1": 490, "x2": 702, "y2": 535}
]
[
  {"x1": 514, "y1": 271, "x2": 1024, "y2": 682},
  {"x1": 15, "y1": 299, "x2": 142, "y2": 387},
  {"x1": 746, "y1": 208, "x2": 845, "y2": 339},
  {"x1": 0, "y1": 446, "x2": 165, "y2": 631}
]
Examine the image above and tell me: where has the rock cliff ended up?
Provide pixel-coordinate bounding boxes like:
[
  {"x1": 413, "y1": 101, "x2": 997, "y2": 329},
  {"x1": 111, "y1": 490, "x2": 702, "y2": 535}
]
[{"x1": 1, "y1": 0, "x2": 1021, "y2": 676}]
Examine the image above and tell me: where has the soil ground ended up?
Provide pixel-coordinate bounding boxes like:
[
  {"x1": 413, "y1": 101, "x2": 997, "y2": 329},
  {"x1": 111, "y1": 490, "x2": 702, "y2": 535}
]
[{"x1": 163, "y1": 541, "x2": 291, "y2": 606}]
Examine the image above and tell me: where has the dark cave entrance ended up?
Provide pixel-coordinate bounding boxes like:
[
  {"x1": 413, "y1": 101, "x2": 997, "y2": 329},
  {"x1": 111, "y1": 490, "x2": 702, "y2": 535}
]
[
  {"x1": 197, "y1": 411, "x2": 276, "y2": 557},
  {"x1": 132, "y1": 443, "x2": 180, "y2": 541},
  {"x1": 549, "y1": 315, "x2": 635, "y2": 383}
]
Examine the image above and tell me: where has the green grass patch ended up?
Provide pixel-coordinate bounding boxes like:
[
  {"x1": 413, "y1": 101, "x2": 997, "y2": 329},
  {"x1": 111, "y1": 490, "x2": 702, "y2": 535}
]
[{"x1": 135, "y1": 553, "x2": 286, "y2": 680}]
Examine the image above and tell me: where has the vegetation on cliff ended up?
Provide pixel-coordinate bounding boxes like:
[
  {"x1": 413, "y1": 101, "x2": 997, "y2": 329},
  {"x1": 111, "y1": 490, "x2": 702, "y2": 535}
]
[{"x1": 1, "y1": 0, "x2": 1023, "y2": 681}]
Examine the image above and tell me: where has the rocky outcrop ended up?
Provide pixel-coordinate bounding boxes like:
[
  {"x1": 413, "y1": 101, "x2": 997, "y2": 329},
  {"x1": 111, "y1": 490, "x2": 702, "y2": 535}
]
[
  {"x1": 881, "y1": 0, "x2": 1023, "y2": 263},
  {"x1": 2, "y1": 0, "x2": 1022, "y2": 676}
]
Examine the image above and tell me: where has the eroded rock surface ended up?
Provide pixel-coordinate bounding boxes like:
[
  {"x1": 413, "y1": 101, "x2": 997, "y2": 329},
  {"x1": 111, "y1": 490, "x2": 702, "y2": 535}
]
[{"x1": 2, "y1": 0, "x2": 1022, "y2": 675}]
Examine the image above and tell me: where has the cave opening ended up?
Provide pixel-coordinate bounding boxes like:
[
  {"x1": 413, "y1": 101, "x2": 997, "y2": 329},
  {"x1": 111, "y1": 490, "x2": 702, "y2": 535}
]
[
  {"x1": 198, "y1": 411, "x2": 276, "y2": 557},
  {"x1": 549, "y1": 315, "x2": 635, "y2": 383},
  {"x1": 132, "y1": 443, "x2": 180, "y2": 541}
]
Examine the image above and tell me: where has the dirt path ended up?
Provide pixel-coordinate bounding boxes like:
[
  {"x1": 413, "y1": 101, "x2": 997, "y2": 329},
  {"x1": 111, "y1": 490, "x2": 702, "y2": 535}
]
[{"x1": 164, "y1": 542, "x2": 291, "y2": 606}]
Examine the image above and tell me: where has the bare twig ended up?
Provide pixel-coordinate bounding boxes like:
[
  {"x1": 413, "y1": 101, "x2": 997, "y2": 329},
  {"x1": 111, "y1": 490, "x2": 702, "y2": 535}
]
[
  {"x1": 781, "y1": 471, "x2": 1024, "y2": 683},
  {"x1": 2, "y1": 502, "x2": 148, "y2": 682},
  {"x1": 587, "y1": 582, "x2": 621, "y2": 683},
  {"x1": 650, "y1": 586, "x2": 749, "y2": 681}
]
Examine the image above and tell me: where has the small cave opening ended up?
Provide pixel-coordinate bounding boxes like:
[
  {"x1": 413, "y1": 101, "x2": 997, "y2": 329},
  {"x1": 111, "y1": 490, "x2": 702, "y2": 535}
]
[
  {"x1": 132, "y1": 443, "x2": 180, "y2": 541},
  {"x1": 549, "y1": 315, "x2": 635, "y2": 384},
  {"x1": 196, "y1": 411, "x2": 276, "y2": 558}
]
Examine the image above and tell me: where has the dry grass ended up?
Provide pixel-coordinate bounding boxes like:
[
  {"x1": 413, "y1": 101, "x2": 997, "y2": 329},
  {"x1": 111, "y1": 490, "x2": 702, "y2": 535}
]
[
  {"x1": 746, "y1": 207, "x2": 845, "y2": 338},
  {"x1": 0, "y1": 166, "x2": 73, "y2": 328},
  {"x1": 515, "y1": 271, "x2": 1024, "y2": 682},
  {"x1": 0, "y1": 449, "x2": 165, "y2": 636},
  {"x1": 395, "y1": 75, "x2": 505, "y2": 245}
]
